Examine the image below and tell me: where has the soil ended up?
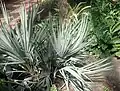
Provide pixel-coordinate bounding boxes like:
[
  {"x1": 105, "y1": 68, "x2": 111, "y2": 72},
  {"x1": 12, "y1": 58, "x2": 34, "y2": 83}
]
[{"x1": 106, "y1": 57, "x2": 120, "y2": 91}]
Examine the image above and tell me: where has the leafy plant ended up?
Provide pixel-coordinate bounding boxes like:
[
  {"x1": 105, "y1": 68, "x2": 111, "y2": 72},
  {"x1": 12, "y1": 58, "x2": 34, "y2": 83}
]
[
  {"x1": 67, "y1": 2, "x2": 91, "y2": 21},
  {"x1": 50, "y1": 85, "x2": 57, "y2": 91},
  {"x1": 0, "y1": 2, "x2": 112, "y2": 91},
  {"x1": 103, "y1": 86, "x2": 111, "y2": 91},
  {"x1": 90, "y1": 0, "x2": 120, "y2": 57}
]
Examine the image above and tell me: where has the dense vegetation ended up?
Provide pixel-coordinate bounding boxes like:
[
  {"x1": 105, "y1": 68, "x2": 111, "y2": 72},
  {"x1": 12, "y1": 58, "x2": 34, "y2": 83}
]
[{"x1": 0, "y1": 0, "x2": 120, "y2": 91}]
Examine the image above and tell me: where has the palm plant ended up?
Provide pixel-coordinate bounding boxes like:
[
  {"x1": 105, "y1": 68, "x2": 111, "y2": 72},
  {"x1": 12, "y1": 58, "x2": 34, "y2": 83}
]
[
  {"x1": 67, "y1": 2, "x2": 91, "y2": 21},
  {"x1": 0, "y1": 2, "x2": 112, "y2": 91}
]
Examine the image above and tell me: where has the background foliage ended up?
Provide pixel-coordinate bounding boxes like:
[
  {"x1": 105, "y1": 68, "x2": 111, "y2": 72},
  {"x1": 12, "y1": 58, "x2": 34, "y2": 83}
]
[{"x1": 90, "y1": 0, "x2": 120, "y2": 57}]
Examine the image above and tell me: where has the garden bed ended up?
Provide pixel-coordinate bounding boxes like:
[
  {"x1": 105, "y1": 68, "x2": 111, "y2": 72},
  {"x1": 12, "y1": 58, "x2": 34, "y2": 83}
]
[{"x1": 0, "y1": 0, "x2": 119, "y2": 91}]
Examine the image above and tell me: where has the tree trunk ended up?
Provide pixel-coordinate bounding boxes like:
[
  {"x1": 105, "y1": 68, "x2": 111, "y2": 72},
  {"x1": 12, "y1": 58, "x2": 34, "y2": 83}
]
[{"x1": 57, "y1": 0, "x2": 69, "y2": 21}]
